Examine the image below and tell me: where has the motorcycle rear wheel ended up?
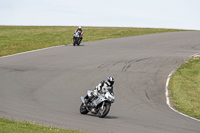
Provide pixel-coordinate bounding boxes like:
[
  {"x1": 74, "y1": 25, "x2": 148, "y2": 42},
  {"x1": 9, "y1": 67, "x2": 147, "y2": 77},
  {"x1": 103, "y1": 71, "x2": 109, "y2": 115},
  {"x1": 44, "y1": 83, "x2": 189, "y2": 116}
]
[
  {"x1": 77, "y1": 40, "x2": 80, "y2": 46},
  {"x1": 80, "y1": 103, "x2": 89, "y2": 114}
]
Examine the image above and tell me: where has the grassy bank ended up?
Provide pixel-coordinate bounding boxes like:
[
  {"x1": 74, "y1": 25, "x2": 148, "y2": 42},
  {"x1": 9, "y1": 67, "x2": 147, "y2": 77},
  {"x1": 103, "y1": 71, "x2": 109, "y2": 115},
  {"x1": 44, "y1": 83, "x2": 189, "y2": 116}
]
[
  {"x1": 0, "y1": 26, "x2": 185, "y2": 57},
  {"x1": 169, "y1": 56, "x2": 200, "y2": 119},
  {"x1": 0, "y1": 118, "x2": 84, "y2": 133}
]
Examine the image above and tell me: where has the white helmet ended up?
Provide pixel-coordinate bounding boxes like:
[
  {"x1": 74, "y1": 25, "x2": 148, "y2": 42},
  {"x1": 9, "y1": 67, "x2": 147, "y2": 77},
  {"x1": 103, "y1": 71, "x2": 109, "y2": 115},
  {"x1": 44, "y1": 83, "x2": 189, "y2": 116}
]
[{"x1": 78, "y1": 26, "x2": 81, "y2": 29}]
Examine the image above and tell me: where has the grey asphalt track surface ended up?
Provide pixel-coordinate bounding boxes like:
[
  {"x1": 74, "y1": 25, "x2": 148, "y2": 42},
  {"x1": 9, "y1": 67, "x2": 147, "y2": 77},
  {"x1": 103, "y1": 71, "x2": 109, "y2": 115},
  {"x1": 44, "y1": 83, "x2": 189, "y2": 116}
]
[{"x1": 0, "y1": 31, "x2": 200, "y2": 133}]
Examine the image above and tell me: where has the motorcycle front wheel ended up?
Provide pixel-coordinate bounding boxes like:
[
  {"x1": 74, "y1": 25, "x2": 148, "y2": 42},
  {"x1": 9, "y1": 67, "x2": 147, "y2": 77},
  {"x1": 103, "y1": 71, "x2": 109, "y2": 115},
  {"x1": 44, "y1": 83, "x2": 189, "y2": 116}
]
[
  {"x1": 80, "y1": 103, "x2": 89, "y2": 114},
  {"x1": 73, "y1": 38, "x2": 76, "y2": 46},
  {"x1": 98, "y1": 102, "x2": 110, "y2": 118}
]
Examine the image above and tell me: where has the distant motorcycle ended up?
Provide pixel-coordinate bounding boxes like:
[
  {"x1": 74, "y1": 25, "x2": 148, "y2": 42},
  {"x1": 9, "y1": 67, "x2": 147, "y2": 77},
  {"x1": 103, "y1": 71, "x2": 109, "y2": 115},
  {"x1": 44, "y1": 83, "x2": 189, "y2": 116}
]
[
  {"x1": 80, "y1": 89, "x2": 115, "y2": 118},
  {"x1": 73, "y1": 31, "x2": 82, "y2": 46}
]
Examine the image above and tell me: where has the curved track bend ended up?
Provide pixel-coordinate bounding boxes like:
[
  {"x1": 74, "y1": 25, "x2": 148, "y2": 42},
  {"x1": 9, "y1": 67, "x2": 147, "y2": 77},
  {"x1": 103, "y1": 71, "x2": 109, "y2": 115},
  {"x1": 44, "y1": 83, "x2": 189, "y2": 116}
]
[{"x1": 0, "y1": 31, "x2": 200, "y2": 133}]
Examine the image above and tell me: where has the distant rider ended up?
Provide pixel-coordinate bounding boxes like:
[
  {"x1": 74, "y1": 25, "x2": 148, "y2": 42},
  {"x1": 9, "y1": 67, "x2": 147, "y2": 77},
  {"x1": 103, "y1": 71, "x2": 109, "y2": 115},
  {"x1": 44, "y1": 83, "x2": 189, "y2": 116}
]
[
  {"x1": 73, "y1": 26, "x2": 83, "y2": 42},
  {"x1": 85, "y1": 77, "x2": 115, "y2": 103}
]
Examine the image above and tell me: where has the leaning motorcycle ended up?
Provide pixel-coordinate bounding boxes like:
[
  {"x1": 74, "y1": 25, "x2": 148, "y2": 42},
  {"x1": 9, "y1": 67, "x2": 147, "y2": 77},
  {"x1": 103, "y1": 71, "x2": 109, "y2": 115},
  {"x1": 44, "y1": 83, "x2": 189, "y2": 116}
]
[
  {"x1": 73, "y1": 31, "x2": 82, "y2": 46},
  {"x1": 80, "y1": 89, "x2": 115, "y2": 118}
]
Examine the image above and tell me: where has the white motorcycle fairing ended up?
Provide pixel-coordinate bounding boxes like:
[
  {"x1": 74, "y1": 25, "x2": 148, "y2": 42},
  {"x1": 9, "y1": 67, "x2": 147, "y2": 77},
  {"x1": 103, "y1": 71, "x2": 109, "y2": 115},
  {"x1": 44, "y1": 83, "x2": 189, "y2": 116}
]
[{"x1": 80, "y1": 89, "x2": 115, "y2": 118}]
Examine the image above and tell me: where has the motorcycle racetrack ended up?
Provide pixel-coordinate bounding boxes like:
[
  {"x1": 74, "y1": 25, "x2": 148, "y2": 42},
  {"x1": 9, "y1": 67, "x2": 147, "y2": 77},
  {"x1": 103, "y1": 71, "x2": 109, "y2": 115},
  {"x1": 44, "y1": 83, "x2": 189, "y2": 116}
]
[{"x1": 0, "y1": 31, "x2": 200, "y2": 133}]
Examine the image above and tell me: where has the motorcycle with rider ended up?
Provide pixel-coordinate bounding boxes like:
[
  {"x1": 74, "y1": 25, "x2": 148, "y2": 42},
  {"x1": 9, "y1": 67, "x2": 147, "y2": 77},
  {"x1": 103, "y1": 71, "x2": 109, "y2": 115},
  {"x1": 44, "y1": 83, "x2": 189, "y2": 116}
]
[
  {"x1": 73, "y1": 26, "x2": 83, "y2": 46},
  {"x1": 80, "y1": 77, "x2": 115, "y2": 118}
]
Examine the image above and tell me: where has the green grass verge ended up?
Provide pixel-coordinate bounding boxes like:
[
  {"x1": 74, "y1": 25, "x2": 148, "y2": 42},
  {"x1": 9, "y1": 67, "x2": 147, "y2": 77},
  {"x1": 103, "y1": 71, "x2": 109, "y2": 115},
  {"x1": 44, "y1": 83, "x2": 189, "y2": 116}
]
[
  {"x1": 0, "y1": 118, "x2": 84, "y2": 133},
  {"x1": 169, "y1": 56, "x2": 200, "y2": 119},
  {"x1": 0, "y1": 26, "x2": 186, "y2": 57}
]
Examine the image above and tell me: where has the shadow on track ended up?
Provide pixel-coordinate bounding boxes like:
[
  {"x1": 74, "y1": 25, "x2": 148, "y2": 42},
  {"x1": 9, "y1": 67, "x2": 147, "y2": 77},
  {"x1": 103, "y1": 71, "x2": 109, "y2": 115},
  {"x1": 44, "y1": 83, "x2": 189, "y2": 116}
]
[{"x1": 85, "y1": 114, "x2": 118, "y2": 119}]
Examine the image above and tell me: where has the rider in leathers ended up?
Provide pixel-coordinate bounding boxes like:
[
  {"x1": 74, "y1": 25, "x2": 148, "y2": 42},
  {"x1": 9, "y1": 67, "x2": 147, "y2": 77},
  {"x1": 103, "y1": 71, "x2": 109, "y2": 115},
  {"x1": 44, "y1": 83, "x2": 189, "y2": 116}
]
[
  {"x1": 85, "y1": 77, "x2": 114, "y2": 104},
  {"x1": 73, "y1": 26, "x2": 83, "y2": 42}
]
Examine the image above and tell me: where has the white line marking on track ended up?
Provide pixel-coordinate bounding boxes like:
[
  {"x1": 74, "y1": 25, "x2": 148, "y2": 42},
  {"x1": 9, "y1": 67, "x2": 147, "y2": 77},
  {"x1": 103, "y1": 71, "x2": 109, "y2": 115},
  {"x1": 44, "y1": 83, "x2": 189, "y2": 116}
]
[
  {"x1": 165, "y1": 53, "x2": 200, "y2": 122},
  {"x1": 0, "y1": 45, "x2": 65, "y2": 59}
]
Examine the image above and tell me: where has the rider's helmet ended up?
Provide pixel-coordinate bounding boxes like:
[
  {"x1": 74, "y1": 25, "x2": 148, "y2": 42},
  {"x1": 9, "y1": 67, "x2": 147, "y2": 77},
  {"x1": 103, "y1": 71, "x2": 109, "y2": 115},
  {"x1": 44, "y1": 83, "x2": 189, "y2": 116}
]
[
  {"x1": 78, "y1": 26, "x2": 82, "y2": 30},
  {"x1": 106, "y1": 77, "x2": 115, "y2": 86}
]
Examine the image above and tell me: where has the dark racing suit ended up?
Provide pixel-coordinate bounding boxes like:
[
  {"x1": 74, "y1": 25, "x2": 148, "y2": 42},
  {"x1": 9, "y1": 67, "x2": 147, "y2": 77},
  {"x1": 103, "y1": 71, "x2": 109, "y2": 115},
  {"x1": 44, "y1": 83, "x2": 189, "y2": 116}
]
[{"x1": 73, "y1": 28, "x2": 83, "y2": 42}]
